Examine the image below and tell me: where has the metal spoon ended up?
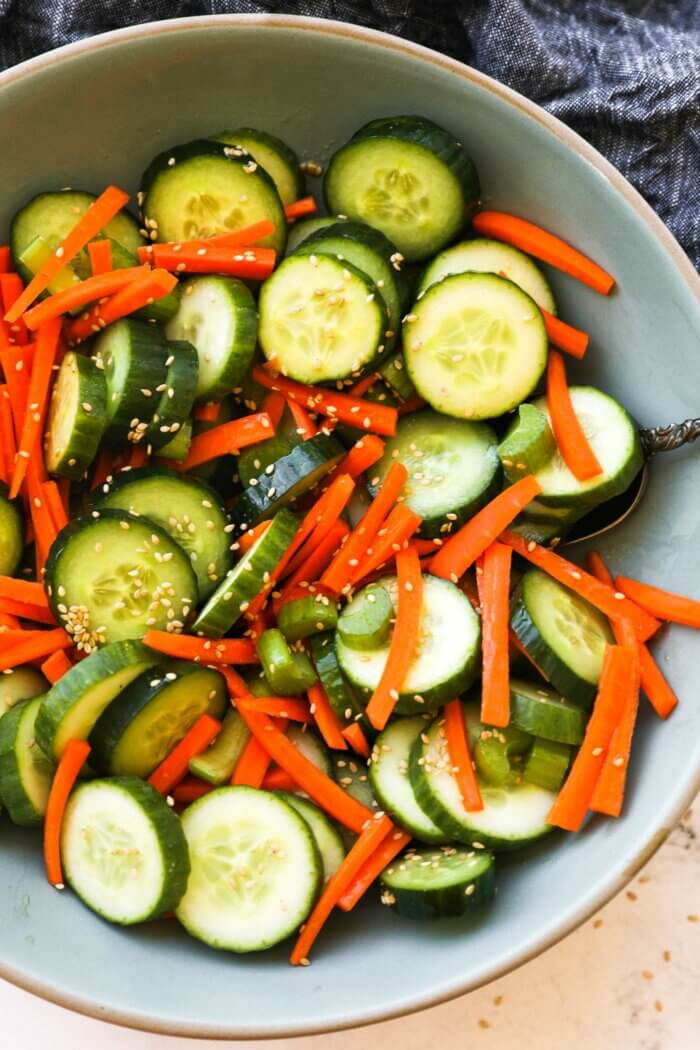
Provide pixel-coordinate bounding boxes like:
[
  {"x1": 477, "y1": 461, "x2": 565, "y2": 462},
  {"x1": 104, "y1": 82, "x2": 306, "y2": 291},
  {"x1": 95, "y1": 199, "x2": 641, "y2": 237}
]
[{"x1": 562, "y1": 417, "x2": 700, "y2": 546}]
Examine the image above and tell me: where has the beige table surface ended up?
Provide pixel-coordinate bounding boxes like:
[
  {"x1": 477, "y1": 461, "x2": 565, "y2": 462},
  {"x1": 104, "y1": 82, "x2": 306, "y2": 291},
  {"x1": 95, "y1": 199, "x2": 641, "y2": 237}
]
[{"x1": 3, "y1": 801, "x2": 698, "y2": 1049}]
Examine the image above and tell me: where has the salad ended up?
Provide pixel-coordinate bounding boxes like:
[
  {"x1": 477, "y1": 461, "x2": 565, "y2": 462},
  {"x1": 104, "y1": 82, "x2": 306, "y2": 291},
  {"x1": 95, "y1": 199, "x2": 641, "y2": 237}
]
[{"x1": 0, "y1": 115, "x2": 694, "y2": 965}]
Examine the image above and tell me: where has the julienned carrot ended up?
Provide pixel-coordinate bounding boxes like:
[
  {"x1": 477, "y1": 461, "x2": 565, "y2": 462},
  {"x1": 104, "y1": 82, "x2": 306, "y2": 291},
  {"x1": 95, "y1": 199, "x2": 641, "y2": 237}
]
[
  {"x1": 261, "y1": 767, "x2": 300, "y2": 792},
  {"x1": 476, "y1": 542, "x2": 513, "y2": 728},
  {"x1": 10, "y1": 317, "x2": 62, "y2": 499},
  {"x1": 128, "y1": 444, "x2": 149, "y2": 470},
  {"x1": 443, "y1": 699, "x2": 484, "y2": 811},
  {"x1": 252, "y1": 365, "x2": 398, "y2": 437},
  {"x1": 547, "y1": 645, "x2": 634, "y2": 831},
  {"x1": 348, "y1": 373, "x2": 380, "y2": 398},
  {"x1": 397, "y1": 395, "x2": 427, "y2": 417},
  {"x1": 42, "y1": 480, "x2": 69, "y2": 532},
  {"x1": 0, "y1": 246, "x2": 11, "y2": 272},
  {"x1": 43, "y1": 738, "x2": 91, "y2": 887},
  {"x1": 547, "y1": 351, "x2": 603, "y2": 481},
  {"x1": 142, "y1": 629, "x2": 257, "y2": 665},
  {"x1": 260, "y1": 390, "x2": 286, "y2": 428},
  {"x1": 0, "y1": 596, "x2": 55, "y2": 625},
  {"x1": 285, "y1": 396, "x2": 317, "y2": 439},
  {"x1": 0, "y1": 344, "x2": 33, "y2": 441},
  {"x1": 542, "y1": 309, "x2": 589, "y2": 359},
  {"x1": 350, "y1": 504, "x2": 423, "y2": 586},
  {"x1": 0, "y1": 387, "x2": 16, "y2": 483},
  {"x1": 87, "y1": 239, "x2": 113, "y2": 276},
  {"x1": 614, "y1": 575, "x2": 700, "y2": 629},
  {"x1": 284, "y1": 196, "x2": 318, "y2": 221},
  {"x1": 148, "y1": 714, "x2": 222, "y2": 795},
  {"x1": 137, "y1": 220, "x2": 276, "y2": 258},
  {"x1": 0, "y1": 612, "x2": 20, "y2": 630},
  {"x1": 307, "y1": 683, "x2": 348, "y2": 750},
  {"x1": 89, "y1": 449, "x2": 116, "y2": 491},
  {"x1": 500, "y1": 531, "x2": 661, "y2": 643},
  {"x1": 193, "y1": 400, "x2": 221, "y2": 424},
  {"x1": 365, "y1": 546, "x2": 423, "y2": 731},
  {"x1": 6, "y1": 186, "x2": 130, "y2": 322},
  {"x1": 1, "y1": 274, "x2": 29, "y2": 344},
  {"x1": 138, "y1": 245, "x2": 276, "y2": 279},
  {"x1": 472, "y1": 211, "x2": 616, "y2": 295},
  {"x1": 176, "y1": 413, "x2": 273, "y2": 471},
  {"x1": 290, "y1": 815, "x2": 394, "y2": 964},
  {"x1": 22, "y1": 265, "x2": 149, "y2": 331},
  {"x1": 277, "y1": 520, "x2": 349, "y2": 602},
  {"x1": 65, "y1": 268, "x2": 177, "y2": 345},
  {"x1": 240, "y1": 697, "x2": 311, "y2": 723},
  {"x1": 237, "y1": 520, "x2": 272, "y2": 555},
  {"x1": 232, "y1": 734, "x2": 275, "y2": 788},
  {"x1": 430, "y1": 476, "x2": 541, "y2": 582},
  {"x1": 0, "y1": 576, "x2": 48, "y2": 607},
  {"x1": 342, "y1": 721, "x2": 370, "y2": 758},
  {"x1": 590, "y1": 643, "x2": 640, "y2": 817},
  {"x1": 338, "y1": 828, "x2": 412, "y2": 912},
  {"x1": 172, "y1": 777, "x2": 213, "y2": 804},
  {"x1": 41, "y1": 649, "x2": 74, "y2": 684},
  {"x1": 328, "y1": 435, "x2": 385, "y2": 483}
]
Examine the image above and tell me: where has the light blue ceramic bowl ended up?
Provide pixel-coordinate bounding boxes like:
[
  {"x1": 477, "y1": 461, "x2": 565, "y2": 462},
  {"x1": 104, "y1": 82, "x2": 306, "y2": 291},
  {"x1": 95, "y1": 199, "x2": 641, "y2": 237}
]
[{"x1": 0, "y1": 15, "x2": 698, "y2": 1039}]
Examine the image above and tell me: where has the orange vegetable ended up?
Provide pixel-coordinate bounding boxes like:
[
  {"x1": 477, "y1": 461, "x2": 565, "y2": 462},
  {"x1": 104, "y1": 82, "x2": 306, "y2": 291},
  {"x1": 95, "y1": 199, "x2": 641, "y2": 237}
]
[
  {"x1": 142, "y1": 629, "x2": 258, "y2": 665},
  {"x1": 22, "y1": 266, "x2": 149, "y2": 331},
  {"x1": 285, "y1": 396, "x2": 317, "y2": 439},
  {"x1": 284, "y1": 196, "x2": 318, "y2": 221},
  {"x1": 232, "y1": 734, "x2": 275, "y2": 789},
  {"x1": 10, "y1": 317, "x2": 62, "y2": 499},
  {"x1": 176, "y1": 412, "x2": 273, "y2": 471},
  {"x1": 148, "y1": 714, "x2": 222, "y2": 795},
  {"x1": 0, "y1": 576, "x2": 48, "y2": 607},
  {"x1": 443, "y1": 699, "x2": 483, "y2": 811},
  {"x1": 547, "y1": 351, "x2": 602, "y2": 481},
  {"x1": 172, "y1": 777, "x2": 213, "y2": 804},
  {"x1": 240, "y1": 697, "x2": 312, "y2": 723},
  {"x1": 476, "y1": 542, "x2": 513, "y2": 728},
  {"x1": 261, "y1": 767, "x2": 300, "y2": 792},
  {"x1": 0, "y1": 246, "x2": 11, "y2": 272},
  {"x1": 41, "y1": 480, "x2": 69, "y2": 533},
  {"x1": 65, "y1": 268, "x2": 177, "y2": 345},
  {"x1": 614, "y1": 575, "x2": 700, "y2": 629},
  {"x1": 237, "y1": 520, "x2": 272, "y2": 555},
  {"x1": 277, "y1": 520, "x2": 349, "y2": 603},
  {"x1": 89, "y1": 449, "x2": 117, "y2": 491},
  {"x1": 0, "y1": 386, "x2": 16, "y2": 483},
  {"x1": 337, "y1": 827, "x2": 412, "y2": 912},
  {"x1": 0, "y1": 596, "x2": 55, "y2": 625},
  {"x1": 307, "y1": 683, "x2": 348, "y2": 750},
  {"x1": 193, "y1": 401, "x2": 221, "y2": 423},
  {"x1": 138, "y1": 244, "x2": 276, "y2": 279},
  {"x1": 541, "y1": 309, "x2": 588, "y2": 359},
  {"x1": 137, "y1": 220, "x2": 276, "y2": 259},
  {"x1": 0, "y1": 344, "x2": 33, "y2": 440},
  {"x1": 348, "y1": 373, "x2": 380, "y2": 398},
  {"x1": 1, "y1": 274, "x2": 29, "y2": 345},
  {"x1": 342, "y1": 721, "x2": 371, "y2": 758},
  {"x1": 260, "y1": 390, "x2": 286, "y2": 428},
  {"x1": 41, "y1": 649, "x2": 74, "y2": 684},
  {"x1": 87, "y1": 239, "x2": 113, "y2": 276},
  {"x1": 43, "y1": 738, "x2": 91, "y2": 887},
  {"x1": 327, "y1": 435, "x2": 385, "y2": 483},
  {"x1": 397, "y1": 395, "x2": 427, "y2": 416},
  {"x1": 591, "y1": 640, "x2": 640, "y2": 818},
  {"x1": 350, "y1": 503, "x2": 422, "y2": 586}
]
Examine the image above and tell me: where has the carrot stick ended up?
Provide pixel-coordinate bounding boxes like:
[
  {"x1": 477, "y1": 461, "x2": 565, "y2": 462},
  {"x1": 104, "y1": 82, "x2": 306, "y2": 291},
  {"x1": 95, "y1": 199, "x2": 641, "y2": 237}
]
[
  {"x1": 327, "y1": 435, "x2": 385, "y2": 484},
  {"x1": 41, "y1": 649, "x2": 74, "y2": 683},
  {"x1": 397, "y1": 395, "x2": 426, "y2": 416},
  {"x1": 89, "y1": 449, "x2": 116, "y2": 491},
  {"x1": 57, "y1": 477, "x2": 70, "y2": 517},
  {"x1": 277, "y1": 520, "x2": 349, "y2": 601},
  {"x1": 172, "y1": 777, "x2": 214, "y2": 804},
  {"x1": 41, "y1": 480, "x2": 69, "y2": 533},
  {"x1": 260, "y1": 390, "x2": 286, "y2": 428},
  {"x1": 500, "y1": 531, "x2": 660, "y2": 642},
  {"x1": 0, "y1": 246, "x2": 11, "y2": 272},
  {"x1": 10, "y1": 317, "x2": 62, "y2": 498},
  {"x1": 476, "y1": 542, "x2": 513, "y2": 727},
  {"x1": 43, "y1": 738, "x2": 91, "y2": 887},
  {"x1": 547, "y1": 351, "x2": 602, "y2": 481},
  {"x1": 342, "y1": 721, "x2": 371, "y2": 758},
  {"x1": 240, "y1": 697, "x2": 311, "y2": 723},
  {"x1": 590, "y1": 643, "x2": 640, "y2": 817},
  {"x1": 176, "y1": 413, "x2": 273, "y2": 471},
  {"x1": 261, "y1": 767, "x2": 300, "y2": 792},
  {"x1": 348, "y1": 373, "x2": 380, "y2": 398},
  {"x1": 614, "y1": 575, "x2": 700, "y2": 629},
  {"x1": 237, "y1": 520, "x2": 272, "y2": 555},
  {"x1": 65, "y1": 268, "x2": 177, "y2": 345},
  {"x1": 87, "y1": 239, "x2": 113, "y2": 276},
  {"x1": 0, "y1": 596, "x2": 55, "y2": 624},
  {"x1": 430, "y1": 476, "x2": 541, "y2": 583},
  {"x1": 547, "y1": 645, "x2": 634, "y2": 831},
  {"x1": 6, "y1": 186, "x2": 130, "y2": 322},
  {"x1": 137, "y1": 220, "x2": 276, "y2": 260},
  {"x1": 137, "y1": 245, "x2": 276, "y2": 279},
  {"x1": 142, "y1": 629, "x2": 257, "y2": 665},
  {"x1": 286, "y1": 397, "x2": 317, "y2": 439},
  {"x1": 472, "y1": 211, "x2": 616, "y2": 295},
  {"x1": 193, "y1": 400, "x2": 221, "y2": 423},
  {"x1": 443, "y1": 699, "x2": 483, "y2": 811},
  {"x1": 0, "y1": 618, "x2": 21, "y2": 634},
  {"x1": 284, "y1": 196, "x2": 318, "y2": 221},
  {"x1": 542, "y1": 309, "x2": 589, "y2": 359},
  {"x1": 366, "y1": 546, "x2": 423, "y2": 731},
  {"x1": 22, "y1": 265, "x2": 149, "y2": 331},
  {"x1": 0, "y1": 577, "x2": 48, "y2": 607},
  {"x1": 350, "y1": 503, "x2": 422, "y2": 586},
  {"x1": 307, "y1": 683, "x2": 348, "y2": 749},
  {"x1": 252, "y1": 365, "x2": 398, "y2": 437},
  {"x1": 232, "y1": 733, "x2": 275, "y2": 788},
  {"x1": 337, "y1": 827, "x2": 412, "y2": 911},
  {"x1": 0, "y1": 387, "x2": 16, "y2": 483},
  {"x1": 0, "y1": 345, "x2": 33, "y2": 442},
  {"x1": 148, "y1": 714, "x2": 222, "y2": 795},
  {"x1": 290, "y1": 814, "x2": 393, "y2": 964},
  {"x1": 1, "y1": 274, "x2": 29, "y2": 345}
]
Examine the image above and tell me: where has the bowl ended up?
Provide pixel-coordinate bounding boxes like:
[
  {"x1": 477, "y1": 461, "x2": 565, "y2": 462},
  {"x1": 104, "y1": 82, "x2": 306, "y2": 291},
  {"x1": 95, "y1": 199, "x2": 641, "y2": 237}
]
[{"x1": 1, "y1": 14, "x2": 699, "y2": 1040}]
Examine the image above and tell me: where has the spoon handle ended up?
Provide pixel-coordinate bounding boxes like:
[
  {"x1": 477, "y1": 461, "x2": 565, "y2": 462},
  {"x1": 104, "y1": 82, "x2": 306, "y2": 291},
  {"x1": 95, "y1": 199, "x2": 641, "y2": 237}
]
[{"x1": 640, "y1": 418, "x2": 700, "y2": 457}]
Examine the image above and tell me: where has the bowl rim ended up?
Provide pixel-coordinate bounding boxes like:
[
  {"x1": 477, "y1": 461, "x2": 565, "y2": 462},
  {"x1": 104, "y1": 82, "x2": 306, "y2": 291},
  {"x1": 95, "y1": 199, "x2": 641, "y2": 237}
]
[{"x1": 0, "y1": 13, "x2": 699, "y2": 1041}]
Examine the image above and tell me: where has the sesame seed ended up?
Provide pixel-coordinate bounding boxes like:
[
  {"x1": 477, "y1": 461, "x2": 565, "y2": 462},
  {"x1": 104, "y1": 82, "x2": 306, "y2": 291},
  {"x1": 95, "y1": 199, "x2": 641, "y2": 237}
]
[{"x1": 614, "y1": 592, "x2": 626, "y2": 600}]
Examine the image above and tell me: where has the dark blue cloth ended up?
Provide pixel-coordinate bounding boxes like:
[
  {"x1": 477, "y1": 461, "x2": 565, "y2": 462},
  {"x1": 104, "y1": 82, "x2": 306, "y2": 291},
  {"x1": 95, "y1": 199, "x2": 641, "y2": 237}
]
[{"x1": 1, "y1": 1, "x2": 698, "y2": 267}]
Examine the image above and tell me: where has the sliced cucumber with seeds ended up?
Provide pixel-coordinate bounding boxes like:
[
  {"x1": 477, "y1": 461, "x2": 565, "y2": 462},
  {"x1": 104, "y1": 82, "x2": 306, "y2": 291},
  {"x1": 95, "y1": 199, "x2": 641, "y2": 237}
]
[
  {"x1": 192, "y1": 508, "x2": 298, "y2": 638},
  {"x1": 404, "y1": 272, "x2": 548, "y2": 421},
  {"x1": 381, "y1": 845, "x2": 496, "y2": 919},
  {"x1": 229, "y1": 434, "x2": 344, "y2": 530},
  {"x1": 141, "y1": 138, "x2": 286, "y2": 254},
  {"x1": 286, "y1": 215, "x2": 346, "y2": 255},
  {"x1": 145, "y1": 340, "x2": 198, "y2": 451},
  {"x1": 89, "y1": 660, "x2": 227, "y2": 777},
  {"x1": 277, "y1": 592, "x2": 338, "y2": 642},
  {"x1": 0, "y1": 487, "x2": 24, "y2": 577},
  {"x1": 45, "y1": 510, "x2": 198, "y2": 648},
  {"x1": 416, "y1": 237, "x2": 556, "y2": 312},
  {"x1": 258, "y1": 254, "x2": 388, "y2": 384},
  {"x1": 44, "y1": 351, "x2": 107, "y2": 480},
  {"x1": 369, "y1": 717, "x2": 448, "y2": 844},
  {"x1": 331, "y1": 752, "x2": 376, "y2": 811},
  {"x1": 325, "y1": 115, "x2": 479, "y2": 261},
  {"x1": 93, "y1": 318, "x2": 168, "y2": 449},
  {"x1": 158, "y1": 418, "x2": 193, "y2": 462},
  {"x1": 35, "y1": 640, "x2": 157, "y2": 762},
  {"x1": 378, "y1": 351, "x2": 417, "y2": 402},
  {"x1": 95, "y1": 468, "x2": 232, "y2": 599},
  {"x1": 0, "y1": 697, "x2": 54, "y2": 826},
  {"x1": 510, "y1": 677, "x2": 586, "y2": 745},
  {"x1": 17, "y1": 234, "x2": 81, "y2": 295},
  {"x1": 176, "y1": 786, "x2": 322, "y2": 952},
  {"x1": 498, "y1": 404, "x2": 556, "y2": 484},
  {"x1": 337, "y1": 584, "x2": 393, "y2": 651},
  {"x1": 276, "y1": 791, "x2": 346, "y2": 882},
  {"x1": 510, "y1": 569, "x2": 614, "y2": 707},
  {"x1": 212, "y1": 127, "x2": 304, "y2": 206},
  {"x1": 0, "y1": 666, "x2": 48, "y2": 716},
  {"x1": 238, "y1": 434, "x2": 295, "y2": 488},
  {"x1": 61, "y1": 776, "x2": 190, "y2": 924},
  {"x1": 165, "y1": 276, "x2": 258, "y2": 403},
  {"x1": 308, "y1": 632, "x2": 365, "y2": 724},
  {"x1": 189, "y1": 707, "x2": 250, "y2": 786},
  {"x1": 337, "y1": 574, "x2": 481, "y2": 714},
  {"x1": 367, "y1": 411, "x2": 501, "y2": 539}
]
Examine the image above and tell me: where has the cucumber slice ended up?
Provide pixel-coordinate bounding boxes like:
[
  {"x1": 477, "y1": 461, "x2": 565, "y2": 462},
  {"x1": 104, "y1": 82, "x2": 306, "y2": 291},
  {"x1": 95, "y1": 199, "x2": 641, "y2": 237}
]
[
  {"x1": 416, "y1": 237, "x2": 556, "y2": 312},
  {"x1": 510, "y1": 569, "x2": 615, "y2": 707},
  {"x1": 88, "y1": 660, "x2": 227, "y2": 777},
  {"x1": 337, "y1": 574, "x2": 481, "y2": 714},
  {"x1": 158, "y1": 418, "x2": 193, "y2": 462},
  {"x1": 35, "y1": 640, "x2": 157, "y2": 762},
  {"x1": 369, "y1": 717, "x2": 448, "y2": 844},
  {"x1": 61, "y1": 776, "x2": 190, "y2": 923},
  {"x1": 258, "y1": 254, "x2": 388, "y2": 383},
  {"x1": 99, "y1": 238, "x2": 182, "y2": 324},
  {"x1": 509, "y1": 677, "x2": 586, "y2": 745},
  {"x1": 189, "y1": 708, "x2": 250, "y2": 786},
  {"x1": 404, "y1": 273, "x2": 548, "y2": 421},
  {"x1": 331, "y1": 752, "x2": 377, "y2": 811},
  {"x1": 498, "y1": 404, "x2": 556, "y2": 483},
  {"x1": 176, "y1": 786, "x2": 322, "y2": 952},
  {"x1": 0, "y1": 666, "x2": 48, "y2": 716},
  {"x1": 378, "y1": 351, "x2": 417, "y2": 402},
  {"x1": 523, "y1": 737, "x2": 571, "y2": 792},
  {"x1": 45, "y1": 510, "x2": 198, "y2": 648},
  {"x1": 276, "y1": 791, "x2": 346, "y2": 883},
  {"x1": 145, "y1": 340, "x2": 198, "y2": 451},
  {"x1": 530, "y1": 389, "x2": 644, "y2": 510},
  {"x1": 256, "y1": 629, "x2": 317, "y2": 696},
  {"x1": 381, "y1": 844, "x2": 496, "y2": 919},
  {"x1": 96, "y1": 467, "x2": 232, "y2": 599},
  {"x1": 308, "y1": 632, "x2": 365, "y2": 723},
  {"x1": 191, "y1": 508, "x2": 298, "y2": 638},
  {"x1": 238, "y1": 434, "x2": 294, "y2": 488},
  {"x1": 0, "y1": 487, "x2": 24, "y2": 576},
  {"x1": 277, "y1": 592, "x2": 338, "y2": 642},
  {"x1": 508, "y1": 516, "x2": 570, "y2": 546},
  {"x1": 0, "y1": 697, "x2": 54, "y2": 826},
  {"x1": 367, "y1": 411, "x2": 501, "y2": 539},
  {"x1": 212, "y1": 127, "x2": 304, "y2": 206},
  {"x1": 141, "y1": 138, "x2": 286, "y2": 254},
  {"x1": 288, "y1": 724, "x2": 332, "y2": 778},
  {"x1": 325, "y1": 115, "x2": 479, "y2": 261},
  {"x1": 17, "y1": 235, "x2": 81, "y2": 295},
  {"x1": 286, "y1": 215, "x2": 344, "y2": 255},
  {"x1": 165, "y1": 276, "x2": 258, "y2": 402},
  {"x1": 229, "y1": 434, "x2": 344, "y2": 530},
  {"x1": 93, "y1": 318, "x2": 168, "y2": 449},
  {"x1": 45, "y1": 351, "x2": 108, "y2": 480},
  {"x1": 337, "y1": 584, "x2": 393, "y2": 651}
]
